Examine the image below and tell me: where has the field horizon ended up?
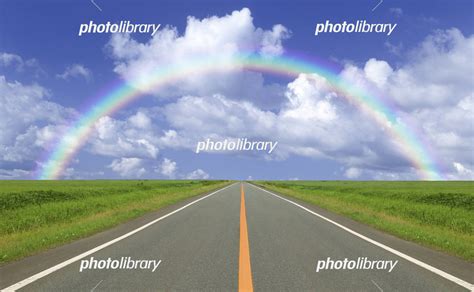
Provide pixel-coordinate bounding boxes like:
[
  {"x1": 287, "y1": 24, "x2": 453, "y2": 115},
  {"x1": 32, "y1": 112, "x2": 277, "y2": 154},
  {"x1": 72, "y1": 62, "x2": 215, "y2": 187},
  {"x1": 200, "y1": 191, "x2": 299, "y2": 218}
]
[{"x1": 1, "y1": 179, "x2": 472, "y2": 265}]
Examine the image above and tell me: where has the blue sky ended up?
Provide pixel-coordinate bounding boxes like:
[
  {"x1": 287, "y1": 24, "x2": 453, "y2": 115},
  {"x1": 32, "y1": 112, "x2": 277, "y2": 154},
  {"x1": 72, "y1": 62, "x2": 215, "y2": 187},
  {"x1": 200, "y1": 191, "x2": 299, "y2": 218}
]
[{"x1": 0, "y1": 0, "x2": 473, "y2": 180}]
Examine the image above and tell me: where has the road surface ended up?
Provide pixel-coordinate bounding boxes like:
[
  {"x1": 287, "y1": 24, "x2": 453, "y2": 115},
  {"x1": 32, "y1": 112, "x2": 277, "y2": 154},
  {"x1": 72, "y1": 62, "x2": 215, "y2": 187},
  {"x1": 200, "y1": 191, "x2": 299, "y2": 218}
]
[{"x1": 1, "y1": 182, "x2": 472, "y2": 291}]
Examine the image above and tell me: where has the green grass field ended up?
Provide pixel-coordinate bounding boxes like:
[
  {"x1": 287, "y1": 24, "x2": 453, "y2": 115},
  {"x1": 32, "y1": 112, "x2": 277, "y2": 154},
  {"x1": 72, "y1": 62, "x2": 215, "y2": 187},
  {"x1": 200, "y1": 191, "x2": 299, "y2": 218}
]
[
  {"x1": 255, "y1": 181, "x2": 474, "y2": 261},
  {"x1": 0, "y1": 180, "x2": 230, "y2": 264}
]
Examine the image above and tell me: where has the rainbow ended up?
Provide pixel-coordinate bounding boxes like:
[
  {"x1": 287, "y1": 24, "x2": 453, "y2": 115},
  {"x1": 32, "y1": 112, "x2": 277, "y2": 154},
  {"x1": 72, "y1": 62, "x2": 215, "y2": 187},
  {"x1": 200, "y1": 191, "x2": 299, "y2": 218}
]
[{"x1": 36, "y1": 53, "x2": 443, "y2": 180}]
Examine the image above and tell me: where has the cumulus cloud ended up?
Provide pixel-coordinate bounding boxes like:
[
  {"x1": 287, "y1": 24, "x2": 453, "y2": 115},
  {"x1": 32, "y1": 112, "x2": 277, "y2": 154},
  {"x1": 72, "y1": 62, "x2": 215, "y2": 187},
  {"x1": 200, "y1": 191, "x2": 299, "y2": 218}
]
[
  {"x1": 106, "y1": 8, "x2": 289, "y2": 109},
  {"x1": 90, "y1": 111, "x2": 160, "y2": 159},
  {"x1": 0, "y1": 52, "x2": 40, "y2": 72},
  {"x1": 57, "y1": 64, "x2": 92, "y2": 81},
  {"x1": 1, "y1": 10, "x2": 461, "y2": 180},
  {"x1": 164, "y1": 94, "x2": 276, "y2": 139},
  {"x1": 338, "y1": 29, "x2": 474, "y2": 178},
  {"x1": 362, "y1": 58, "x2": 394, "y2": 87},
  {"x1": 185, "y1": 169, "x2": 210, "y2": 180},
  {"x1": 340, "y1": 29, "x2": 473, "y2": 110},
  {"x1": 158, "y1": 158, "x2": 177, "y2": 178},
  {"x1": 158, "y1": 129, "x2": 190, "y2": 149},
  {"x1": 103, "y1": 8, "x2": 474, "y2": 179},
  {"x1": 0, "y1": 76, "x2": 75, "y2": 166},
  {"x1": 153, "y1": 157, "x2": 210, "y2": 179},
  {"x1": 156, "y1": 28, "x2": 473, "y2": 179},
  {"x1": 64, "y1": 22, "x2": 470, "y2": 180},
  {"x1": 108, "y1": 157, "x2": 146, "y2": 177},
  {"x1": 450, "y1": 162, "x2": 474, "y2": 180},
  {"x1": 162, "y1": 74, "x2": 403, "y2": 173}
]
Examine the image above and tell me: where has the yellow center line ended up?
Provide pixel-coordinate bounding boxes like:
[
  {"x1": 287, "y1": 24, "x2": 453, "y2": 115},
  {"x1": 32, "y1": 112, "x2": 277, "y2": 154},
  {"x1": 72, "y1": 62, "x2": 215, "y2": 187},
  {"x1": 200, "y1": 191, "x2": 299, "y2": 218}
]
[{"x1": 239, "y1": 183, "x2": 254, "y2": 291}]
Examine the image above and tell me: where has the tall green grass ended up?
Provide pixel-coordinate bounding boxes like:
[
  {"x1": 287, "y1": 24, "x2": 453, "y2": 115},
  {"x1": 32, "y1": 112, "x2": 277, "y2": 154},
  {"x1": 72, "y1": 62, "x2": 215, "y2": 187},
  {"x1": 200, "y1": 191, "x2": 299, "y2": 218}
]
[
  {"x1": 0, "y1": 180, "x2": 230, "y2": 264},
  {"x1": 255, "y1": 181, "x2": 473, "y2": 261}
]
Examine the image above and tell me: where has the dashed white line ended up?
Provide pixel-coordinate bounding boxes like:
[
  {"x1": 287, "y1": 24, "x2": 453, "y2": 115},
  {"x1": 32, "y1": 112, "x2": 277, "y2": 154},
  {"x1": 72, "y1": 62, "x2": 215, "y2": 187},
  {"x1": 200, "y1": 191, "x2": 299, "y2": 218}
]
[
  {"x1": 1, "y1": 183, "x2": 236, "y2": 292},
  {"x1": 249, "y1": 183, "x2": 474, "y2": 291}
]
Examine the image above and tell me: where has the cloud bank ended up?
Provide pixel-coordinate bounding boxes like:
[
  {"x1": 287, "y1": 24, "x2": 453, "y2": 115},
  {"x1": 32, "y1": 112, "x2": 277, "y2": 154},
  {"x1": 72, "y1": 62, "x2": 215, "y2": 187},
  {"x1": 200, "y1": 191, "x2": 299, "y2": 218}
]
[{"x1": 0, "y1": 9, "x2": 472, "y2": 180}]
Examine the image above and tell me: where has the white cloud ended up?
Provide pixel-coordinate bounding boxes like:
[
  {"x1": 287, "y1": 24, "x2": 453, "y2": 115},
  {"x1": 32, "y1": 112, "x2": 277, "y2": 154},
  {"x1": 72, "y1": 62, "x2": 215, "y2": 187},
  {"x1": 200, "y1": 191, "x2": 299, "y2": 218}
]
[
  {"x1": 154, "y1": 157, "x2": 210, "y2": 179},
  {"x1": 413, "y1": 94, "x2": 473, "y2": 163},
  {"x1": 338, "y1": 29, "x2": 474, "y2": 178},
  {"x1": 185, "y1": 169, "x2": 210, "y2": 180},
  {"x1": 392, "y1": 29, "x2": 473, "y2": 109},
  {"x1": 159, "y1": 158, "x2": 177, "y2": 178},
  {"x1": 108, "y1": 157, "x2": 146, "y2": 177},
  {"x1": 0, "y1": 52, "x2": 39, "y2": 72},
  {"x1": 159, "y1": 28, "x2": 473, "y2": 179},
  {"x1": 389, "y1": 8, "x2": 403, "y2": 17},
  {"x1": 90, "y1": 111, "x2": 159, "y2": 159},
  {"x1": 106, "y1": 8, "x2": 289, "y2": 109},
  {"x1": 0, "y1": 76, "x2": 74, "y2": 164},
  {"x1": 158, "y1": 129, "x2": 189, "y2": 149},
  {"x1": 57, "y1": 64, "x2": 92, "y2": 81},
  {"x1": 0, "y1": 168, "x2": 31, "y2": 179},
  {"x1": 128, "y1": 111, "x2": 152, "y2": 128},
  {"x1": 1, "y1": 20, "x2": 467, "y2": 181},
  {"x1": 0, "y1": 53, "x2": 24, "y2": 68},
  {"x1": 260, "y1": 24, "x2": 290, "y2": 57},
  {"x1": 363, "y1": 58, "x2": 393, "y2": 87},
  {"x1": 164, "y1": 94, "x2": 276, "y2": 139},
  {"x1": 344, "y1": 167, "x2": 362, "y2": 179},
  {"x1": 450, "y1": 162, "x2": 474, "y2": 180},
  {"x1": 103, "y1": 7, "x2": 436, "y2": 178},
  {"x1": 340, "y1": 29, "x2": 473, "y2": 110},
  {"x1": 163, "y1": 74, "x2": 399, "y2": 169}
]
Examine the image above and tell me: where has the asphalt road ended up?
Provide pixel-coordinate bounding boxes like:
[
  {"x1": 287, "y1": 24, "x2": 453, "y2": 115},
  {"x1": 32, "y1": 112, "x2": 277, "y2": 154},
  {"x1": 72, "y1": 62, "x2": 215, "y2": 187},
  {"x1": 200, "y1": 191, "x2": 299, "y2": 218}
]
[{"x1": 1, "y1": 182, "x2": 472, "y2": 291}]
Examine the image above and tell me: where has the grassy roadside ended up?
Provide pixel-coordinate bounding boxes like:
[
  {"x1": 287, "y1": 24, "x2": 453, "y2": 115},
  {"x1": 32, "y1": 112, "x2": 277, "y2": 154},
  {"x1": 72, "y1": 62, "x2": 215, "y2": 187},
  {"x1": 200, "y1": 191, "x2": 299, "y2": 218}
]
[
  {"x1": 254, "y1": 181, "x2": 473, "y2": 261},
  {"x1": 0, "y1": 180, "x2": 231, "y2": 265}
]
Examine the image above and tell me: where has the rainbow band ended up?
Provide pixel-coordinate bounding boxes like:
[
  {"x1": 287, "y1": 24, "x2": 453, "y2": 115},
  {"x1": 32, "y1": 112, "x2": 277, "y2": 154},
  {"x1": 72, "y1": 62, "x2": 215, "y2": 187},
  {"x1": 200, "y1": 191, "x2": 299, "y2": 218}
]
[{"x1": 37, "y1": 53, "x2": 443, "y2": 180}]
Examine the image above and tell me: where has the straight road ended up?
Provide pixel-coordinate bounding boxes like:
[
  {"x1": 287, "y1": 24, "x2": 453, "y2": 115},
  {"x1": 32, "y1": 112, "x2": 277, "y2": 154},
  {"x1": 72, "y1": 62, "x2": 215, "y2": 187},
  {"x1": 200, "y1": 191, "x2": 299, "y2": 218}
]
[{"x1": 1, "y1": 182, "x2": 472, "y2": 291}]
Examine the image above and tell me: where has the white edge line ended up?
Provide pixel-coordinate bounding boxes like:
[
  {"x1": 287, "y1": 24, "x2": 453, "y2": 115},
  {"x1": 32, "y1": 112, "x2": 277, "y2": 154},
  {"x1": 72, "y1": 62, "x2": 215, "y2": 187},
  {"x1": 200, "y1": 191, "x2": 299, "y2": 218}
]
[
  {"x1": 1, "y1": 183, "x2": 236, "y2": 292},
  {"x1": 249, "y1": 184, "x2": 473, "y2": 291}
]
